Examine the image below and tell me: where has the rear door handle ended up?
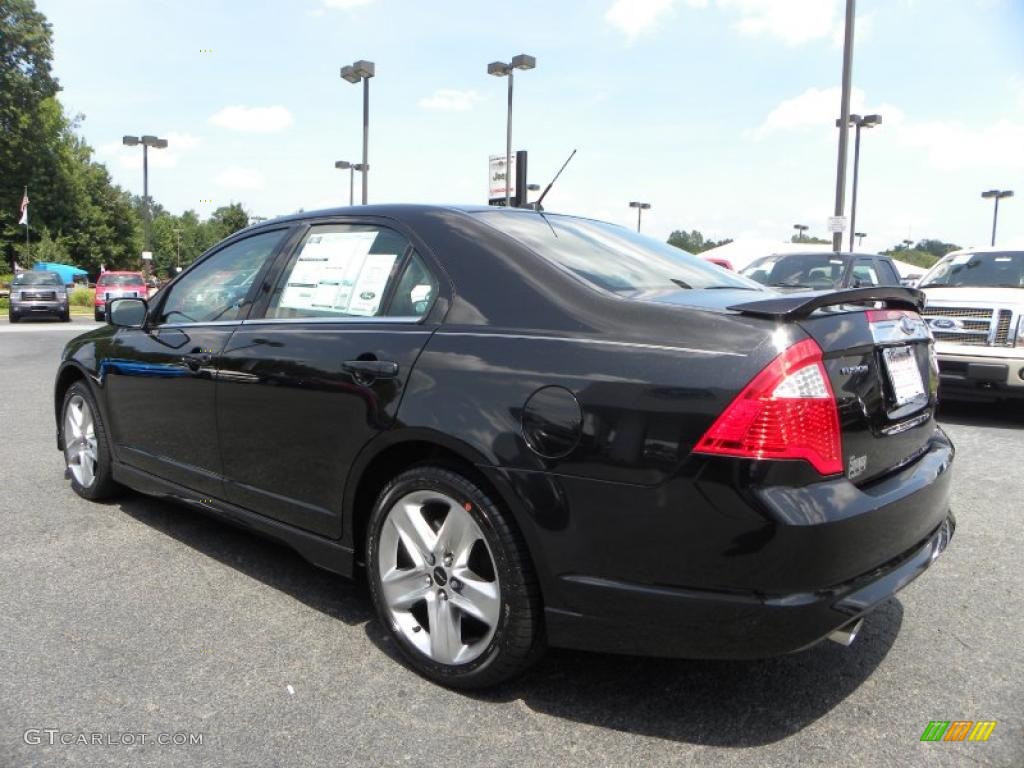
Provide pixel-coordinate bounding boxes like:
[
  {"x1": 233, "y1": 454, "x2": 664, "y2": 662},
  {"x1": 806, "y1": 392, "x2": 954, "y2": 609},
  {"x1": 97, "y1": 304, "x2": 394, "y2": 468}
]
[{"x1": 343, "y1": 359, "x2": 399, "y2": 380}]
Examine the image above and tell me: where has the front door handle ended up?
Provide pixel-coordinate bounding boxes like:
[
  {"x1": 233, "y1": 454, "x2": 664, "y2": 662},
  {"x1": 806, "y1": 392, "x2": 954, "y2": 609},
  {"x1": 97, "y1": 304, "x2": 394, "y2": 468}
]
[
  {"x1": 183, "y1": 352, "x2": 213, "y2": 371},
  {"x1": 343, "y1": 359, "x2": 399, "y2": 381}
]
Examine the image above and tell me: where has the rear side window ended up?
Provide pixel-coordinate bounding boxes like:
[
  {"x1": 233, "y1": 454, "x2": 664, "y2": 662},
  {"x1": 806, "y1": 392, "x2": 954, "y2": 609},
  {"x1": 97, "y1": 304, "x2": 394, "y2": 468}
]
[
  {"x1": 266, "y1": 224, "x2": 410, "y2": 319},
  {"x1": 386, "y1": 253, "x2": 438, "y2": 318},
  {"x1": 876, "y1": 259, "x2": 900, "y2": 286}
]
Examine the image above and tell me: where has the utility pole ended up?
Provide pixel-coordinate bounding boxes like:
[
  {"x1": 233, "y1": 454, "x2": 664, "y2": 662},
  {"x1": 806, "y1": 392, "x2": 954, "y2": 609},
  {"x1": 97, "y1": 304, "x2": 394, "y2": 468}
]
[{"x1": 831, "y1": 0, "x2": 856, "y2": 253}]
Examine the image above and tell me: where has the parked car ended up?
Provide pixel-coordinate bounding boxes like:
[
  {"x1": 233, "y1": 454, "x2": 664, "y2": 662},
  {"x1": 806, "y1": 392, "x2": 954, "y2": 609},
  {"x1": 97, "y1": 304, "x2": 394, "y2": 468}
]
[
  {"x1": 741, "y1": 251, "x2": 902, "y2": 291},
  {"x1": 701, "y1": 255, "x2": 734, "y2": 270},
  {"x1": 54, "y1": 205, "x2": 955, "y2": 688},
  {"x1": 917, "y1": 247, "x2": 1024, "y2": 400},
  {"x1": 8, "y1": 270, "x2": 69, "y2": 322},
  {"x1": 94, "y1": 271, "x2": 147, "y2": 321}
]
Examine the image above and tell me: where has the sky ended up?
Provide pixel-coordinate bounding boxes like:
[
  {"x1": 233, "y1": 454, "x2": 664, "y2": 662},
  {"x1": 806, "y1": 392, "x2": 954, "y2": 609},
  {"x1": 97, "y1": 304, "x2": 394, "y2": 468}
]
[{"x1": 39, "y1": 0, "x2": 1024, "y2": 253}]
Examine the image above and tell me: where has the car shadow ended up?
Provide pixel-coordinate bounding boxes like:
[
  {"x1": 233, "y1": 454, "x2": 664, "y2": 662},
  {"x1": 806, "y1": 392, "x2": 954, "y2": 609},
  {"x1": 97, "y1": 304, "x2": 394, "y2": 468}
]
[
  {"x1": 936, "y1": 398, "x2": 1024, "y2": 428},
  {"x1": 115, "y1": 491, "x2": 902, "y2": 747}
]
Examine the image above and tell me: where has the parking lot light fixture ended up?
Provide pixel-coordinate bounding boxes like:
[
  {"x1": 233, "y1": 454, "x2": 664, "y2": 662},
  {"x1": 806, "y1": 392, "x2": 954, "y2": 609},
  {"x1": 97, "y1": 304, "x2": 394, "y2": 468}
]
[
  {"x1": 629, "y1": 201, "x2": 651, "y2": 233},
  {"x1": 340, "y1": 60, "x2": 375, "y2": 204},
  {"x1": 122, "y1": 134, "x2": 168, "y2": 258},
  {"x1": 855, "y1": 231, "x2": 866, "y2": 247},
  {"x1": 837, "y1": 113, "x2": 882, "y2": 251},
  {"x1": 488, "y1": 54, "x2": 536, "y2": 207},
  {"x1": 335, "y1": 160, "x2": 354, "y2": 205},
  {"x1": 981, "y1": 189, "x2": 1014, "y2": 246},
  {"x1": 793, "y1": 224, "x2": 809, "y2": 242}
]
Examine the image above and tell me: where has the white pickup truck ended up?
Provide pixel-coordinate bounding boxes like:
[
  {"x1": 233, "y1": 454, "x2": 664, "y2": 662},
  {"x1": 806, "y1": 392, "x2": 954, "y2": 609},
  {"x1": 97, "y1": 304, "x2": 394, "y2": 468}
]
[{"x1": 918, "y1": 247, "x2": 1024, "y2": 400}]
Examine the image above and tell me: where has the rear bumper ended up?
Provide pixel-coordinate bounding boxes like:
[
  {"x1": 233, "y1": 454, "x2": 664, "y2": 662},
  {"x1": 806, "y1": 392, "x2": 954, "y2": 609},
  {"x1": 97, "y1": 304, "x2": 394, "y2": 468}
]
[
  {"x1": 545, "y1": 513, "x2": 954, "y2": 658},
  {"x1": 494, "y1": 428, "x2": 955, "y2": 659}
]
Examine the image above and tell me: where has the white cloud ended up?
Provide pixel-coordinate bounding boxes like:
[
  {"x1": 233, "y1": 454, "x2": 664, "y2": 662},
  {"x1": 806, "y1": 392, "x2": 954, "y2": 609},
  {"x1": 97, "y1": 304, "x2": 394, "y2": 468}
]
[
  {"x1": 209, "y1": 105, "x2": 294, "y2": 133},
  {"x1": 418, "y1": 89, "x2": 483, "y2": 112},
  {"x1": 902, "y1": 119, "x2": 1024, "y2": 171},
  {"x1": 718, "y1": 0, "x2": 838, "y2": 46},
  {"x1": 213, "y1": 167, "x2": 267, "y2": 191},
  {"x1": 605, "y1": 0, "x2": 675, "y2": 42},
  {"x1": 752, "y1": 86, "x2": 860, "y2": 139}
]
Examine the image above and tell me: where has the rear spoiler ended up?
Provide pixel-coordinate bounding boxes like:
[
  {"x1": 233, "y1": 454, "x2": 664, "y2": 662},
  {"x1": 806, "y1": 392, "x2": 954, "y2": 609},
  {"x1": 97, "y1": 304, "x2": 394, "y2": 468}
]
[{"x1": 727, "y1": 287, "x2": 925, "y2": 320}]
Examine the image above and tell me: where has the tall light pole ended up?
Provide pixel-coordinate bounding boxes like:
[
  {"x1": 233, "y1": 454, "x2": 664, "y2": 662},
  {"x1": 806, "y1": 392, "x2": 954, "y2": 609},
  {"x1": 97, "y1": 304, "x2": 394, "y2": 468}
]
[
  {"x1": 837, "y1": 113, "x2": 881, "y2": 251},
  {"x1": 340, "y1": 60, "x2": 375, "y2": 204},
  {"x1": 831, "y1": 0, "x2": 857, "y2": 253},
  {"x1": 981, "y1": 189, "x2": 1014, "y2": 247},
  {"x1": 123, "y1": 134, "x2": 168, "y2": 257},
  {"x1": 629, "y1": 201, "x2": 651, "y2": 233},
  {"x1": 335, "y1": 161, "x2": 367, "y2": 206},
  {"x1": 793, "y1": 223, "x2": 809, "y2": 242},
  {"x1": 172, "y1": 227, "x2": 182, "y2": 272},
  {"x1": 488, "y1": 54, "x2": 536, "y2": 207},
  {"x1": 855, "y1": 231, "x2": 866, "y2": 247}
]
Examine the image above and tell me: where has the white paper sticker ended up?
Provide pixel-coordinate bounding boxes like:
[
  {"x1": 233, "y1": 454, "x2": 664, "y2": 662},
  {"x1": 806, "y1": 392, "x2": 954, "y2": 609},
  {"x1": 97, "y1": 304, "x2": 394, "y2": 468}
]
[{"x1": 279, "y1": 231, "x2": 381, "y2": 313}]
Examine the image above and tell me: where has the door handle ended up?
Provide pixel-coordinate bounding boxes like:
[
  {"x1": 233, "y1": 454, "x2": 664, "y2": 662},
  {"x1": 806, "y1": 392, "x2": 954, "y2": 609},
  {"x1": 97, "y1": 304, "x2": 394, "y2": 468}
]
[
  {"x1": 183, "y1": 352, "x2": 213, "y2": 371},
  {"x1": 343, "y1": 359, "x2": 399, "y2": 381}
]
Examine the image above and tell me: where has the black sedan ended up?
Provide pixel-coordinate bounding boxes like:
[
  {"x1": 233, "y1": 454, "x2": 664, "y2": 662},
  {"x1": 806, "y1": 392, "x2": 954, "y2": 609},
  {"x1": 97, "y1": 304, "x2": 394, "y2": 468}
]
[{"x1": 54, "y1": 205, "x2": 955, "y2": 688}]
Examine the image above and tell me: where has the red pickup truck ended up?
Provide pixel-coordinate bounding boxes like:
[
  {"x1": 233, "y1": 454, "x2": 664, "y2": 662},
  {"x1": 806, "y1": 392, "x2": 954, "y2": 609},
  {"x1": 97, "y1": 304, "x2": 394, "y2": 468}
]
[{"x1": 94, "y1": 271, "x2": 147, "y2": 321}]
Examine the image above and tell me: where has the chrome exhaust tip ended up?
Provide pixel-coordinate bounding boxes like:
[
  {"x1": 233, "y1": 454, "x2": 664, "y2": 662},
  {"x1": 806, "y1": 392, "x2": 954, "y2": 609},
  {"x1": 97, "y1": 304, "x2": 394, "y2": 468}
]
[{"x1": 828, "y1": 618, "x2": 864, "y2": 646}]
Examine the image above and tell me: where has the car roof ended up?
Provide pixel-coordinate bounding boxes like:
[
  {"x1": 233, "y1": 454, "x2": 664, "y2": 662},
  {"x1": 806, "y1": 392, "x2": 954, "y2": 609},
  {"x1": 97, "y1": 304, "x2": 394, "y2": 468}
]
[
  {"x1": 945, "y1": 246, "x2": 1024, "y2": 256},
  {"x1": 750, "y1": 251, "x2": 887, "y2": 261}
]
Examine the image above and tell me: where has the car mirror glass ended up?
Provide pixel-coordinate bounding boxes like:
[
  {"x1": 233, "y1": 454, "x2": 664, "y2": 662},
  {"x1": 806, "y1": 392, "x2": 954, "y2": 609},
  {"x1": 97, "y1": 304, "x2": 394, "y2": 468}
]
[{"x1": 109, "y1": 297, "x2": 147, "y2": 328}]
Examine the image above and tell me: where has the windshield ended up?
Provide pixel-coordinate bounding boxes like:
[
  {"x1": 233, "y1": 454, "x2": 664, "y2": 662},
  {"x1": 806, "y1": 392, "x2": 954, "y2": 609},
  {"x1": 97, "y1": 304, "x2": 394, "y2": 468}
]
[
  {"x1": 475, "y1": 211, "x2": 759, "y2": 294},
  {"x1": 98, "y1": 274, "x2": 143, "y2": 286},
  {"x1": 919, "y1": 251, "x2": 1024, "y2": 288},
  {"x1": 13, "y1": 272, "x2": 62, "y2": 286},
  {"x1": 741, "y1": 253, "x2": 846, "y2": 288}
]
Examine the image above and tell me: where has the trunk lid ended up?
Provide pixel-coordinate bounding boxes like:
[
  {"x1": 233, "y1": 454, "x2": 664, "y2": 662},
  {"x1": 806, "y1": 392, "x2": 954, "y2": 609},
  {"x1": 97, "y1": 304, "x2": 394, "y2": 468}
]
[{"x1": 730, "y1": 288, "x2": 937, "y2": 484}]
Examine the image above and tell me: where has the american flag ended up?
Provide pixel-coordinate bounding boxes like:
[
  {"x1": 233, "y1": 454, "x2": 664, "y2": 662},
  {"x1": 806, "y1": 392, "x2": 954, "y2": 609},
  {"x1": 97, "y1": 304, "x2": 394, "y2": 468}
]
[{"x1": 18, "y1": 188, "x2": 29, "y2": 226}]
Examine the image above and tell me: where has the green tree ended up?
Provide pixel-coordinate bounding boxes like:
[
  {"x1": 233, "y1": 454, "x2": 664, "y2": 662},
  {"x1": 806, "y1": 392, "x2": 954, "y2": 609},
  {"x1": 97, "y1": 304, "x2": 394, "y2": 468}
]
[
  {"x1": 208, "y1": 203, "x2": 250, "y2": 241},
  {"x1": 667, "y1": 229, "x2": 733, "y2": 254},
  {"x1": 791, "y1": 233, "x2": 831, "y2": 245},
  {"x1": 883, "y1": 239, "x2": 959, "y2": 270}
]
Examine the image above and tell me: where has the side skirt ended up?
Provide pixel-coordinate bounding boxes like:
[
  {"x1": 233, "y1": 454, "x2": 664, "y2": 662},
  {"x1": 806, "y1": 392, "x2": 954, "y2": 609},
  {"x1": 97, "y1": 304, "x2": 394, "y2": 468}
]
[{"x1": 112, "y1": 462, "x2": 356, "y2": 577}]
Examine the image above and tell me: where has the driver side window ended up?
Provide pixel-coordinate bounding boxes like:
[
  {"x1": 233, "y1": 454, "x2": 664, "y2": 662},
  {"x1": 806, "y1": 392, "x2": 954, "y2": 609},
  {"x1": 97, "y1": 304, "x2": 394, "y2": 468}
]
[{"x1": 156, "y1": 230, "x2": 285, "y2": 324}]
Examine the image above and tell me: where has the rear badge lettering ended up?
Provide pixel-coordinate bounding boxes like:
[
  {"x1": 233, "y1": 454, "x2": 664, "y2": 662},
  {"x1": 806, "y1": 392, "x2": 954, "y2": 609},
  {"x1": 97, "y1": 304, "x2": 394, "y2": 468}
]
[
  {"x1": 848, "y1": 454, "x2": 867, "y2": 479},
  {"x1": 841, "y1": 364, "x2": 869, "y2": 376}
]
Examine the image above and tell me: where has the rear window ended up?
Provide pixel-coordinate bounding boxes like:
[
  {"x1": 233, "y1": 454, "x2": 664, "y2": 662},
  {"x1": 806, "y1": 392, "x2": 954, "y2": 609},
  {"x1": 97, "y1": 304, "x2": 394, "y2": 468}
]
[
  {"x1": 475, "y1": 211, "x2": 757, "y2": 294},
  {"x1": 919, "y1": 251, "x2": 1024, "y2": 289},
  {"x1": 98, "y1": 274, "x2": 143, "y2": 286},
  {"x1": 742, "y1": 253, "x2": 846, "y2": 289},
  {"x1": 13, "y1": 272, "x2": 62, "y2": 286}
]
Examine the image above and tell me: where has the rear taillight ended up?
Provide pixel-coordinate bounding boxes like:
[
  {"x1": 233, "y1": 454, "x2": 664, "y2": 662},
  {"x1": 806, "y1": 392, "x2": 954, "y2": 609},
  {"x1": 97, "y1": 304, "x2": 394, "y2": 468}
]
[{"x1": 695, "y1": 337, "x2": 843, "y2": 475}]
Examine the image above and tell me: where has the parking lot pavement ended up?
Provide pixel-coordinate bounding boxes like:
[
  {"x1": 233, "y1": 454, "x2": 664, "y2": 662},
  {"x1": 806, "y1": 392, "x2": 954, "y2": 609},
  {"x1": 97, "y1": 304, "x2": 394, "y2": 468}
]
[{"x1": 0, "y1": 324, "x2": 1021, "y2": 768}]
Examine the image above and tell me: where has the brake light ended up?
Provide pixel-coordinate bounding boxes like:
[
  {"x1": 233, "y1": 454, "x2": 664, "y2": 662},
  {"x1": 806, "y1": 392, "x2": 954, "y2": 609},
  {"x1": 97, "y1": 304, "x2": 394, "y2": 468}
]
[{"x1": 695, "y1": 337, "x2": 842, "y2": 475}]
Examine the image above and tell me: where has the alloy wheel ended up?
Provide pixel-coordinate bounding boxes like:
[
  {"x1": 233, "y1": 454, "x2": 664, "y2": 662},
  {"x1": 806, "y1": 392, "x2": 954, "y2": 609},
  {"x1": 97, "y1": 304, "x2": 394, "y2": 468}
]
[
  {"x1": 64, "y1": 394, "x2": 98, "y2": 488},
  {"x1": 378, "y1": 490, "x2": 501, "y2": 665}
]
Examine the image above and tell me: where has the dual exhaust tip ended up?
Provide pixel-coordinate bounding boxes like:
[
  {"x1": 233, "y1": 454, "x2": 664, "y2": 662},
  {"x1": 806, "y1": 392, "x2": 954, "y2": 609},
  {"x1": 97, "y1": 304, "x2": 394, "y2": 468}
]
[{"x1": 827, "y1": 618, "x2": 864, "y2": 647}]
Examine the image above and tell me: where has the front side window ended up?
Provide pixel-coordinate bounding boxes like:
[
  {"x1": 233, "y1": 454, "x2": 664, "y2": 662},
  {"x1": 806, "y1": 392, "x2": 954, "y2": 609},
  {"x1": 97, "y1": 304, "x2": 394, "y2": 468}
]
[
  {"x1": 156, "y1": 230, "x2": 286, "y2": 324},
  {"x1": 476, "y1": 211, "x2": 758, "y2": 294},
  {"x1": 266, "y1": 224, "x2": 410, "y2": 319}
]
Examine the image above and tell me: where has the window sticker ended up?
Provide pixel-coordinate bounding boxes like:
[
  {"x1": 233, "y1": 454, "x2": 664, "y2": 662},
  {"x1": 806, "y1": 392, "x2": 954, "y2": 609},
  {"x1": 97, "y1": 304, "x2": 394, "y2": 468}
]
[{"x1": 279, "y1": 231, "x2": 391, "y2": 314}]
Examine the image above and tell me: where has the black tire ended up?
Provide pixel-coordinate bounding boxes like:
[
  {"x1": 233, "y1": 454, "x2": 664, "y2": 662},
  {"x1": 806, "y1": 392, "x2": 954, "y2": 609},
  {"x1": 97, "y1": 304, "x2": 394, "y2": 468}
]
[
  {"x1": 60, "y1": 311, "x2": 71, "y2": 322},
  {"x1": 367, "y1": 465, "x2": 544, "y2": 689},
  {"x1": 8, "y1": 312, "x2": 18, "y2": 323},
  {"x1": 94, "y1": 310, "x2": 104, "y2": 322},
  {"x1": 60, "y1": 381, "x2": 120, "y2": 500}
]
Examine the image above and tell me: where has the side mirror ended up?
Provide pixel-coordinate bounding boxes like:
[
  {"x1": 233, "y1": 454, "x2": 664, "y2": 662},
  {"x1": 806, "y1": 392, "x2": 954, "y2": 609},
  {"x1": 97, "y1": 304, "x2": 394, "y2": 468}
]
[{"x1": 109, "y1": 297, "x2": 148, "y2": 328}]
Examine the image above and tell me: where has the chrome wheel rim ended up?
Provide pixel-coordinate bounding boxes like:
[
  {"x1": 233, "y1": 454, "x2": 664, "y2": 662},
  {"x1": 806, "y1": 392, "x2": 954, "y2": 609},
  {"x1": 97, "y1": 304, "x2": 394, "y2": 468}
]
[
  {"x1": 64, "y1": 395, "x2": 98, "y2": 488},
  {"x1": 378, "y1": 490, "x2": 501, "y2": 666}
]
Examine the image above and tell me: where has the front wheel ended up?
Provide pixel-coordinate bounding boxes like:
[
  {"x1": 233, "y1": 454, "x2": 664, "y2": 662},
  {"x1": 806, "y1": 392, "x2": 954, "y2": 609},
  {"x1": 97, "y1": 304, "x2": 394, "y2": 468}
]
[
  {"x1": 367, "y1": 466, "x2": 544, "y2": 689},
  {"x1": 61, "y1": 382, "x2": 119, "y2": 500}
]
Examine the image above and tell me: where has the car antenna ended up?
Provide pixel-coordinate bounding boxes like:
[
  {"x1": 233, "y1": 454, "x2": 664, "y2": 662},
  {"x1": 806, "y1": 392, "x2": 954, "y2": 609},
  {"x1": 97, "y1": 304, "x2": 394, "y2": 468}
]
[{"x1": 533, "y1": 149, "x2": 576, "y2": 211}]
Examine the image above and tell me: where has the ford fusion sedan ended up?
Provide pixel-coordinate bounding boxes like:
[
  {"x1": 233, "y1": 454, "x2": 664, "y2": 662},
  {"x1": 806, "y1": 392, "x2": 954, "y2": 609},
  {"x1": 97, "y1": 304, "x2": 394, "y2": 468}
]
[
  {"x1": 742, "y1": 251, "x2": 902, "y2": 291},
  {"x1": 8, "y1": 270, "x2": 69, "y2": 322},
  {"x1": 54, "y1": 205, "x2": 955, "y2": 688}
]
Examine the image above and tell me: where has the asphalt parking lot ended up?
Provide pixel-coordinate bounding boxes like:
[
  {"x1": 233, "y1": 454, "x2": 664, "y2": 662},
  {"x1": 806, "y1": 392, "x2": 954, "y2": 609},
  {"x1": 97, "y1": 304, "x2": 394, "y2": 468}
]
[{"x1": 1, "y1": 317, "x2": 1021, "y2": 768}]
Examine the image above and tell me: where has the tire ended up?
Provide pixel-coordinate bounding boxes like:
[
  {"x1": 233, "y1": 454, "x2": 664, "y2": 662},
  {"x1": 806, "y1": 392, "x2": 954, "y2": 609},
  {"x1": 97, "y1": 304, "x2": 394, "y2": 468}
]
[
  {"x1": 367, "y1": 465, "x2": 544, "y2": 689},
  {"x1": 60, "y1": 381, "x2": 120, "y2": 500},
  {"x1": 94, "y1": 310, "x2": 104, "y2": 322},
  {"x1": 60, "y1": 311, "x2": 71, "y2": 322},
  {"x1": 8, "y1": 313, "x2": 18, "y2": 324}
]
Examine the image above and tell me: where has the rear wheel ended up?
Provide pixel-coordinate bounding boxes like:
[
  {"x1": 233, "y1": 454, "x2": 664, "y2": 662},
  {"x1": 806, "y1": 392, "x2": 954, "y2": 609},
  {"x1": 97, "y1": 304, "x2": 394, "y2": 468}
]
[
  {"x1": 61, "y1": 382, "x2": 119, "y2": 500},
  {"x1": 367, "y1": 466, "x2": 544, "y2": 688}
]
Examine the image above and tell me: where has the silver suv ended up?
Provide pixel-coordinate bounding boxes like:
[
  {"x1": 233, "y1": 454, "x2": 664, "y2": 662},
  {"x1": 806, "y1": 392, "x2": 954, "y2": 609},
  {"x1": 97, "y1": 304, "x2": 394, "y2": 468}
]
[
  {"x1": 8, "y1": 271, "x2": 70, "y2": 323},
  {"x1": 918, "y1": 248, "x2": 1024, "y2": 400}
]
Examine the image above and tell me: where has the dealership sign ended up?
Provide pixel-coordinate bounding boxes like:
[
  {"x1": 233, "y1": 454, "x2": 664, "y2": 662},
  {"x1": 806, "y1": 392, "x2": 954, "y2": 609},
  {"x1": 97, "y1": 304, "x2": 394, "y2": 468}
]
[{"x1": 489, "y1": 154, "x2": 516, "y2": 201}]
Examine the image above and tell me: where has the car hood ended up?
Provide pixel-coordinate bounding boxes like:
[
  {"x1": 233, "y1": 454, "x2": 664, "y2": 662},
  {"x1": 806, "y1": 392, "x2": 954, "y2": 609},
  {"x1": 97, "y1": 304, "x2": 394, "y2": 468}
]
[{"x1": 921, "y1": 286, "x2": 1023, "y2": 305}]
